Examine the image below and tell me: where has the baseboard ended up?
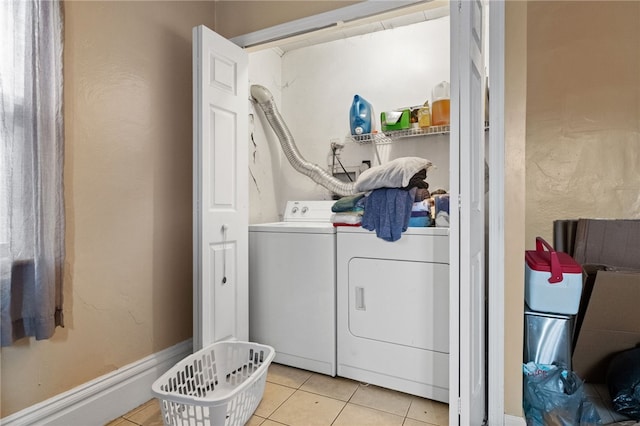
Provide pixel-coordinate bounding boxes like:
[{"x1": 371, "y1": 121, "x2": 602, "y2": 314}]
[
  {"x1": 1, "y1": 339, "x2": 192, "y2": 426},
  {"x1": 504, "y1": 413, "x2": 527, "y2": 426}
]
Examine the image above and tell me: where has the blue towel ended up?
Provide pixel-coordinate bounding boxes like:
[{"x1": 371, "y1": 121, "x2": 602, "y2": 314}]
[{"x1": 361, "y1": 188, "x2": 415, "y2": 242}]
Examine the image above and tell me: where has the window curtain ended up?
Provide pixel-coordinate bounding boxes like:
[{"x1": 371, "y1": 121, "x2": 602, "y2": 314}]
[{"x1": 0, "y1": 0, "x2": 65, "y2": 346}]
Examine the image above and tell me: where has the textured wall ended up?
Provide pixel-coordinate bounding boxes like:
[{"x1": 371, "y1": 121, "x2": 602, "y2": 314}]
[
  {"x1": 0, "y1": 1, "x2": 215, "y2": 416},
  {"x1": 214, "y1": 0, "x2": 360, "y2": 39},
  {"x1": 248, "y1": 49, "x2": 283, "y2": 224},
  {"x1": 526, "y1": 1, "x2": 640, "y2": 246},
  {"x1": 504, "y1": 1, "x2": 528, "y2": 418}
]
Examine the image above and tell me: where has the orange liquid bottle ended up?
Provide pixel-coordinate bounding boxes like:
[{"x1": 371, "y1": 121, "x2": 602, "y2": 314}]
[
  {"x1": 431, "y1": 81, "x2": 450, "y2": 126},
  {"x1": 431, "y1": 99, "x2": 450, "y2": 126}
]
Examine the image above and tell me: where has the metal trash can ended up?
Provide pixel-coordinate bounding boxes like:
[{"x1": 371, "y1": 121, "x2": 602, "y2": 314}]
[{"x1": 524, "y1": 305, "x2": 574, "y2": 369}]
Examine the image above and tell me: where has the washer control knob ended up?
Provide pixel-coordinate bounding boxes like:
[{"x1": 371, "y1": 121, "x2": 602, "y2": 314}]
[
  {"x1": 291, "y1": 207, "x2": 299, "y2": 214},
  {"x1": 301, "y1": 206, "x2": 309, "y2": 214}
]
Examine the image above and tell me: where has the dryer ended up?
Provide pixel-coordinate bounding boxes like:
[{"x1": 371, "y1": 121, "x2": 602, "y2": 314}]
[
  {"x1": 336, "y1": 226, "x2": 450, "y2": 402},
  {"x1": 249, "y1": 200, "x2": 336, "y2": 376}
]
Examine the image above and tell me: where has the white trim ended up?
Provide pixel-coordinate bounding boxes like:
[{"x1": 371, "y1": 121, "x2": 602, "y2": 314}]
[
  {"x1": 448, "y1": 0, "x2": 461, "y2": 422},
  {"x1": 1, "y1": 340, "x2": 192, "y2": 426},
  {"x1": 505, "y1": 414, "x2": 527, "y2": 426},
  {"x1": 192, "y1": 25, "x2": 204, "y2": 352},
  {"x1": 229, "y1": 0, "x2": 425, "y2": 48},
  {"x1": 488, "y1": 1, "x2": 506, "y2": 425}
]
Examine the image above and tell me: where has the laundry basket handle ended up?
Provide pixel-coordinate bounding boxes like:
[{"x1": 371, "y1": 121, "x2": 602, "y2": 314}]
[{"x1": 536, "y1": 237, "x2": 563, "y2": 284}]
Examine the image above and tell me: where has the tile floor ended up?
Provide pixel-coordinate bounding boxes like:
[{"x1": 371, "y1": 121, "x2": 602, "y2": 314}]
[
  {"x1": 105, "y1": 364, "x2": 640, "y2": 426},
  {"x1": 105, "y1": 363, "x2": 449, "y2": 426}
]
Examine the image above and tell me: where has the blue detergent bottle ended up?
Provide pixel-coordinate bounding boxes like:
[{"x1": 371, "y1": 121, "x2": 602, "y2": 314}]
[{"x1": 350, "y1": 95, "x2": 374, "y2": 135}]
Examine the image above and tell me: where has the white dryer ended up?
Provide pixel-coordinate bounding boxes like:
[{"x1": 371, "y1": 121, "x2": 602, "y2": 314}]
[
  {"x1": 336, "y1": 226, "x2": 450, "y2": 402},
  {"x1": 249, "y1": 201, "x2": 336, "y2": 376}
]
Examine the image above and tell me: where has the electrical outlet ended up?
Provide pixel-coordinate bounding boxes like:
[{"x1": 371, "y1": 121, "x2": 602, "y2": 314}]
[{"x1": 330, "y1": 138, "x2": 344, "y2": 151}]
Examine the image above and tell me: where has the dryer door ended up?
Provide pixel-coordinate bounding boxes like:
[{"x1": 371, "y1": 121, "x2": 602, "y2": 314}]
[{"x1": 348, "y1": 258, "x2": 449, "y2": 353}]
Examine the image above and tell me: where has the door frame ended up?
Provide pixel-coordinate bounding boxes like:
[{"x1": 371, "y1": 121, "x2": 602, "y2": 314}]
[
  {"x1": 488, "y1": 1, "x2": 506, "y2": 424},
  {"x1": 227, "y1": 1, "x2": 506, "y2": 423}
]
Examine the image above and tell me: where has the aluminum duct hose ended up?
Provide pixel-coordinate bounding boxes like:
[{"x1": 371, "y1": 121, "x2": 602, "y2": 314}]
[{"x1": 250, "y1": 84, "x2": 358, "y2": 196}]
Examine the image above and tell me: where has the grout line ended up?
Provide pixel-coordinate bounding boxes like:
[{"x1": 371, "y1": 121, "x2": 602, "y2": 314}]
[
  {"x1": 264, "y1": 385, "x2": 299, "y2": 422},
  {"x1": 330, "y1": 400, "x2": 348, "y2": 426},
  {"x1": 111, "y1": 416, "x2": 141, "y2": 426},
  {"x1": 263, "y1": 418, "x2": 288, "y2": 426},
  {"x1": 300, "y1": 372, "x2": 314, "y2": 387}
]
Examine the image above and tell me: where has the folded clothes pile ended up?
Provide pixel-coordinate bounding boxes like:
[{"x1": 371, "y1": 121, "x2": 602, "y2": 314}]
[
  {"x1": 433, "y1": 193, "x2": 450, "y2": 227},
  {"x1": 330, "y1": 194, "x2": 365, "y2": 226},
  {"x1": 329, "y1": 159, "x2": 450, "y2": 239},
  {"x1": 409, "y1": 199, "x2": 432, "y2": 227}
]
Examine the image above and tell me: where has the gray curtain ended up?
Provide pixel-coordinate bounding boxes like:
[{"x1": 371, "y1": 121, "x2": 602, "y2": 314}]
[{"x1": 0, "y1": 0, "x2": 65, "y2": 346}]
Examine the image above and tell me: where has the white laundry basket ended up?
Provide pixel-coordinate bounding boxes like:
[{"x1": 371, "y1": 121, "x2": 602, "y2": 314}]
[{"x1": 151, "y1": 341, "x2": 275, "y2": 426}]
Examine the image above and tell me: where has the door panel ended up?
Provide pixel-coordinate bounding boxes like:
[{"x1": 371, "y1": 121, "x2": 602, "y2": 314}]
[
  {"x1": 210, "y1": 242, "x2": 237, "y2": 341},
  {"x1": 193, "y1": 25, "x2": 249, "y2": 351},
  {"x1": 450, "y1": 0, "x2": 486, "y2": 424},
  {"x1": 209, "y1": 107, "x2": 237, "y2": 206}
]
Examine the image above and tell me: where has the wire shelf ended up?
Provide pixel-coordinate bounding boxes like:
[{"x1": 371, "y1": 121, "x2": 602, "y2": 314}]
[
  {"x1": 346, "y1": 122, "x2": 490, "y2": 145},
  {"x1": 347, "y1": 125, "x2": 451, "y2": 145}
]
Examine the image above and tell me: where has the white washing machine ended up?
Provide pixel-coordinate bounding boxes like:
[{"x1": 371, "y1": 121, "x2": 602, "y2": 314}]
[
  {"x1": 336, "y1": 226, "x2": 450, "y2": 402},
  {"x1": 249, "y1": 200, "x2": 337, "y2": 376}
]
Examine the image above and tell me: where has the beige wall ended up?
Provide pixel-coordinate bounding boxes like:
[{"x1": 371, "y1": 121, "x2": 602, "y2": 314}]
[
  {"x1": 214, "y1": 0, "x2": 360, "y2": 39},
  {"x1": 0, "y1": 1, "x2": 216, "y2": 417},
  {"x1": 526, "y1": 1, "x2": 640, "y2": 246},
  {"x1": 504, "y1": 1, "x2": 528, "y2": 417}
]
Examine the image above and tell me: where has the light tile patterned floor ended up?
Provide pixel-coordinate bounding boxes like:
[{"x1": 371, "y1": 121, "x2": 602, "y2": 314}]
[
  {"x1": 104, "y1": 364, "x2": 640, "y2": 426},
  {"x1": 105, "y1": 363, "x2": 449, "y2": 426}
]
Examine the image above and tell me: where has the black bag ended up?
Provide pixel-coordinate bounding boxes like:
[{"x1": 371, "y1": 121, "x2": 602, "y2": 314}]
[{"x1": 607, "y1": 347, "x2": 640, "y2": 421}]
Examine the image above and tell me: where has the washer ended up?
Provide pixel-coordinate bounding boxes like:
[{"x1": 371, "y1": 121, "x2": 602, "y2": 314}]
[
  {"x1": 336, "y1": 225, "x2": 450, "y2": 402},
  {"x1": 249, "y1": 200, "x2": 337, "y2": 376}
]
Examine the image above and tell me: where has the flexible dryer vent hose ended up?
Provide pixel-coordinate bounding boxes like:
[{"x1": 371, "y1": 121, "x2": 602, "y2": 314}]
[{"x1": 250, "y1": 84, "x2": 358, "y2": 196}]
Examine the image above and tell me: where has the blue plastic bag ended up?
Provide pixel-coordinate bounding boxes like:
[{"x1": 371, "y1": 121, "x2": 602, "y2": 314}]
[{"x1": 523, "y1": 362, "x2": 602, "y2": 426}]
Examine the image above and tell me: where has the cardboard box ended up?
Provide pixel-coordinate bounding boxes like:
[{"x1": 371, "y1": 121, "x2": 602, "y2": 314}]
[
  {"x1": 573, "y1": 219, "x2": 640, "y2": 269},
  {"x1": 572, "y1": 264, "x2": 608, "y2": 351},
  {"x1": 572, "y1": 270, "x2": 640, "y2": 383}
]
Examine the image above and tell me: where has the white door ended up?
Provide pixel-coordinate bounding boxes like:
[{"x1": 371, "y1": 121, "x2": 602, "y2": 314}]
[
  {"x1": 193, "y1": 25, "x2": 249, "y2": 351},
  {"x1": 449, "y1": 0, "x2": 486, "y2": 424}
]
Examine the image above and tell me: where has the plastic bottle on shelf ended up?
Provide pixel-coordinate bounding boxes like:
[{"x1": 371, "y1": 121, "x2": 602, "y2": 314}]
[
  {"x1": 418, "y1": 101, "x2": 431, "y2": 128},
  {"x1": 431, "y1": 81, "x2": 450, "y2": 126},
  {"x1": 349, "y1": 95, "x2": 374, "y2": 135}
]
